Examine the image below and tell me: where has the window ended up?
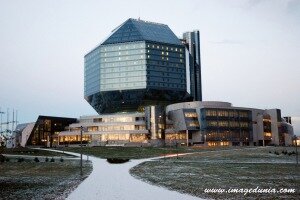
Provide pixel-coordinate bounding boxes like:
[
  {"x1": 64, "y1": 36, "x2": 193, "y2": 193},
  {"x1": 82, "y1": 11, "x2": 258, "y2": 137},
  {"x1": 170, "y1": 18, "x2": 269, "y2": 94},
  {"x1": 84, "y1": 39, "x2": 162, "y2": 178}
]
[
  {"x1": 219, "y1": 121, "x2": 228, "y2": 127},
  {"x1": 185, "y1": 112, "x2": 197, "y2": 118},
  {"x1": 207, "y1": 121, "x2": 218, "y2": 126},
  {"x1": 206, "y1": 110, "x2": 217, "y2": 116}
]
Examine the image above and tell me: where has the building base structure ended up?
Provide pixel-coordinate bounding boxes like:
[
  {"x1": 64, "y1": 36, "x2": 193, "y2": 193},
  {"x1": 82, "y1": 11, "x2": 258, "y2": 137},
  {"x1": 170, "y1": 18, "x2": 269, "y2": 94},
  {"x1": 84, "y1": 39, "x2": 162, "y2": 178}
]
[
  {"x1": 15, "y1": 102, "x2": 294, "y2": 147},
  {"x1": 55, "y1": 101, "x2": 294, "y2": 147}
]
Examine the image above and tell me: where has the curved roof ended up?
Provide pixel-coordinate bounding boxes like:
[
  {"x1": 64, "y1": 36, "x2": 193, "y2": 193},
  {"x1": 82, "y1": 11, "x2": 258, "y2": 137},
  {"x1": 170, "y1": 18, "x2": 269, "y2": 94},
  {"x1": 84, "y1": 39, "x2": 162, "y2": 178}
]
[{"x1": 101, "y1": 18, "x2": 182, "y2": 45}]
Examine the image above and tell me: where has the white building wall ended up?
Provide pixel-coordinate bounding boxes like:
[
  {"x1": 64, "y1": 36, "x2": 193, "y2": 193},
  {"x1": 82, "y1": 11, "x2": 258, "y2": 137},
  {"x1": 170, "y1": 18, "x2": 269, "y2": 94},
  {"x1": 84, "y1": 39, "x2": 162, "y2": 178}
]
[{"x1": 265, "y1": 109, "x2": 280, "y2": 145}]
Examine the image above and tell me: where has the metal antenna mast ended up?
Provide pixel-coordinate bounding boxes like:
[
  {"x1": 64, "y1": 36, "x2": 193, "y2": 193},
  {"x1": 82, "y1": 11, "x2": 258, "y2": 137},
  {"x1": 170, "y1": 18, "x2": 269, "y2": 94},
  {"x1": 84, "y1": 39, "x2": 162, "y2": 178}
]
[
  {"x1": 6, "y1": 108, "x2": 9, "y2": 135},
  {"x1": 0, "y1": 107, "x2": 4, "y2": 134}
]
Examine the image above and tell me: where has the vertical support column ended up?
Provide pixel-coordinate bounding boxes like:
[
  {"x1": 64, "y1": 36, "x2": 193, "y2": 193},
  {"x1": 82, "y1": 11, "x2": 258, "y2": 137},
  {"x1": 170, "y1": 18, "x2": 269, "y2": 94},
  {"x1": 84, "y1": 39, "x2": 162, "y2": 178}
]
[{"x1": 80, "y1": 126, "x2": 83, "y2": 176}]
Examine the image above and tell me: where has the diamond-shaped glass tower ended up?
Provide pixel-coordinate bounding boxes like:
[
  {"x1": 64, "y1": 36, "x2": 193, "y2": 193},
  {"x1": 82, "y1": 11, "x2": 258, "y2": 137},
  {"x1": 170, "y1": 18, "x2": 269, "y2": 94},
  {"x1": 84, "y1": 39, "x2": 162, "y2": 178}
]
[{"x1": 84, "y1": 18, "x2": 192, "y2": 114}]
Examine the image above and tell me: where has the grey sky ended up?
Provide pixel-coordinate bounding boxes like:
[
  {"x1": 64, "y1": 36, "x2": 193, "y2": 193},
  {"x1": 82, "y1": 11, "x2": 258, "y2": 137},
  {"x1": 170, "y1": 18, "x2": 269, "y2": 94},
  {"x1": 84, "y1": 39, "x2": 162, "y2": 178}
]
[{"x1": 0, "y1": 0, "x2": 299, "y2": 134}]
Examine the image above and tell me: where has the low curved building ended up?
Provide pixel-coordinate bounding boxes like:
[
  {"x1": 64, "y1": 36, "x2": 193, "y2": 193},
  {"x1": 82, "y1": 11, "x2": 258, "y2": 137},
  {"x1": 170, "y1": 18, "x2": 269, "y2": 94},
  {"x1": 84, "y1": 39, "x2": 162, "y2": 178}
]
[{"x1": 166, "y1": 101, "x2": 294, "y2": 146}]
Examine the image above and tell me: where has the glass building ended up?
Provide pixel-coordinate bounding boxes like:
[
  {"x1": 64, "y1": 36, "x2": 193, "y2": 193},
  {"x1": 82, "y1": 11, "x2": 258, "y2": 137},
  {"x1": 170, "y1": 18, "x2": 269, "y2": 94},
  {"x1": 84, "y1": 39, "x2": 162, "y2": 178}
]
[
  {"x1": 84, "y1": 18, "x2": 192, "y2": 114},
  {"x1": 182, "y1": 30, "x2": 202, "y2": 101},
  {"x1": 16, "y1": 116, "x2": 77, "y2": 147}
]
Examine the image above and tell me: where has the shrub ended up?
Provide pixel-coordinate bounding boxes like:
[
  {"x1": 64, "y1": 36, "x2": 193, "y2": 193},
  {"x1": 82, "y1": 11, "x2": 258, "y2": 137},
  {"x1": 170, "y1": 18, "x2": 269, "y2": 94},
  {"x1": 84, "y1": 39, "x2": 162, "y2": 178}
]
[
  {"x1": 50, "y1": 158, "x2": 55, "y2": 162},
  {"x1": 274, "y1": 151, "x2": 280, "y2": 155},
  {"x1": 282, "y1": 150, "x2": 287, "y2": 155},
  {"x1": 5, "y1": 157, "x2": 10, "y2": 162},
  {"x1": 45, "y1": 157, "x2": 49, "y2": 162},
  {"x1": 0, "y1": 155, "x2": 5, "y2": 163},
  {"x1": 17, "y1": 158, "x2": 24, "y2": 162},
  {"x1": 34, "y1": 157, "x2": 40, "y2": 162},
  {"x1": 60, "y1": 157, "x2": 64, "y2": 162}
]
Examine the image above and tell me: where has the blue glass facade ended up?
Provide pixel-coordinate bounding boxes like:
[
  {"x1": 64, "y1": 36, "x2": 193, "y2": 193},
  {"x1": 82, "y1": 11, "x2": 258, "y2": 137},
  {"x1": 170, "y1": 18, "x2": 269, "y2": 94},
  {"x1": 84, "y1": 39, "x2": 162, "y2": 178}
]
[
  {"x1": 183, "y1": 30, "x2": 202, "y2": 101},
  {"x1": 84, "y1": 19, "x2": 191, "y2": 113},
  {"x1": 200, "y1": 108, "x2": 253, "y2": 143},
  {"x1": 100, "y1": 42, "x2": 147, "y2": 91},
  {"x1": 146, "y1": 42, "x2": 186, "y2": 91},
  {"x1": 84, "y1": 47, "x2": 101, "y2": 97}
]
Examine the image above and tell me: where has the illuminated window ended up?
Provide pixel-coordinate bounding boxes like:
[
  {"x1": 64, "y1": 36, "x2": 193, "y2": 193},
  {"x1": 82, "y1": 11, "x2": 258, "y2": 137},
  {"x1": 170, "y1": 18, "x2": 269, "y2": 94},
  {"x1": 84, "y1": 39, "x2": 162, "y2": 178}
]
[
  {"x1": 218, "y1": 110, "x2": 229, "y2": 117},
  {"x1": 185, "y1": 112, "x2": 197, "y2": 118},
  {"x1": 239, "y1": 111, "x2": 249, "y2": 118},
  {"x1": 219, "y1": 121, "x2": 228, "y2": 127},
  {"x1": 188, "y1": 121, "x2": 199, "y2": 126},
  {"x1": 88, "y1": 126, "x2": 98, "y2": 131},
  {"x1": 229, "y1": 121, "x2": 239, "y2": 127},
  {"x1": 229, "y1": 110, "x2": 238, "y2": 117},
  {"x1": 264, "y1": 132, "x2": 272, "y2": 137},
  {"x1": 240, "y1": 122, "x2": 249, "y2": 128},
  {"x1": 207, "y1": 121, "x2": 218, "y2": 126}
]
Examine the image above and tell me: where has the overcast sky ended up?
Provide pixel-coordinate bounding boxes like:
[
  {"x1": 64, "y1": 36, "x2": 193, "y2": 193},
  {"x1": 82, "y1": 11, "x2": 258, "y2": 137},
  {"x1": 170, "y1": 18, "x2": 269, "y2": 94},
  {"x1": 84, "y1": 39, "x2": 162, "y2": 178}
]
[{"x1": 0, "y1": 0, "x2": 299, "y2": 134}]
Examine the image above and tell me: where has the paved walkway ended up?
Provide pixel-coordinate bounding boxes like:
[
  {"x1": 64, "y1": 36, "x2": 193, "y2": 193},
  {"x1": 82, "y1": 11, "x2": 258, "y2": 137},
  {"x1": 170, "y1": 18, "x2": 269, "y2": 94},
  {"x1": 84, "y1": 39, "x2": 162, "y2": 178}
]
[
  {"x1": 69, "y1": 156, "x2": 201, "y2": 200},
  {"x1": 39, "y1": 149, "x2": 202, "y2": 200}
]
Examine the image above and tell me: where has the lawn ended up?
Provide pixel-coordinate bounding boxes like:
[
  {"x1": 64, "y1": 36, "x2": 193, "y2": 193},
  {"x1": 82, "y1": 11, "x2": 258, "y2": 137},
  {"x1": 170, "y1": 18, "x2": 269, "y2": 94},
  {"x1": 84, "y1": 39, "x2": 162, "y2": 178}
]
[
  {"x1": 57, "y1": 146, "x2": 246, "y2": 159},
  {"x1": 2, "y1": 147, "x2": 73, "y2": 157},
  {"x1": 0, "y1": 158, "x2": 92, "y2": 200},
  {"x1": 130, "y1": 147, "x2": 300, "y2": 199}
]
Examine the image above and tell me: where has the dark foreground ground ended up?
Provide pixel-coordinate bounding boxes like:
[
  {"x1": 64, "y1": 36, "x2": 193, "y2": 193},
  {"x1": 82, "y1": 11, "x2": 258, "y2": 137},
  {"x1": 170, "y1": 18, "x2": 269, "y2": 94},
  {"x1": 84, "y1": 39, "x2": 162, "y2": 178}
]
[
  {"x1": 130, "y1": 147, "x2": 300, "y2": 200},
  {"x1": 0, "y1": 158, "x2": 92, "y2": 200}
]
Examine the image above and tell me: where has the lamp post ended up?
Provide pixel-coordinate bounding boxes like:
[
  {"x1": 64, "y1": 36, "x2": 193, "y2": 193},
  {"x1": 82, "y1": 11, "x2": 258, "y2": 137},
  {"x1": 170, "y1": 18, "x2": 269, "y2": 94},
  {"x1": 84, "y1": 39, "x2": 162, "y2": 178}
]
[
  {"x1": 186, "y1": 130, "x2": 189, "y2": 147},
  {"x1": 293, "y1": 135, "x2": 298, "y2": 166}
]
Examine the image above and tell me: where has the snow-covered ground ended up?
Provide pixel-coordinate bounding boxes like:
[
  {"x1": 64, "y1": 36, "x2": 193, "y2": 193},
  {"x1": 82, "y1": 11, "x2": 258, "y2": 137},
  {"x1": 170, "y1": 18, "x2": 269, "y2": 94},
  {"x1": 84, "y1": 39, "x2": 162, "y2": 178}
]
[{"x1": 40, "y1": 149, "x2": 202, "y2": 200}]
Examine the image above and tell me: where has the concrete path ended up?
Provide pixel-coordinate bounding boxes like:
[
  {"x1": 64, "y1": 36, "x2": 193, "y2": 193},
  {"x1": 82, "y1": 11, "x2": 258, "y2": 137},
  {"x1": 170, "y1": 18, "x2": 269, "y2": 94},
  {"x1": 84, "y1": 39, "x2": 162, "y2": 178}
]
[{"x1": 39, "y1": 149, "x2": 202, "y2": 200}]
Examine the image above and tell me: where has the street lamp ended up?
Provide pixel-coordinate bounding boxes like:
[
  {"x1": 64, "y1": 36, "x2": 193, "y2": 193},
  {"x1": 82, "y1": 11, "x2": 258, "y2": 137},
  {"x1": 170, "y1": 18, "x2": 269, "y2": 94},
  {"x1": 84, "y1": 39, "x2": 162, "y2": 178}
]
[{"x1": 293, "y1": 135, "x2": 298, "y2": 166}]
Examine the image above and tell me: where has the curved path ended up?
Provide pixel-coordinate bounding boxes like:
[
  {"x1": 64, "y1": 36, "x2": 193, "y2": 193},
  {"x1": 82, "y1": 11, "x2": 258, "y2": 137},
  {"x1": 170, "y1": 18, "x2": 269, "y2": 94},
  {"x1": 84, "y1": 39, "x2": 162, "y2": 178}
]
[{"x1": 40, "y1": 149, "x2": 201, "y2": 200}]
